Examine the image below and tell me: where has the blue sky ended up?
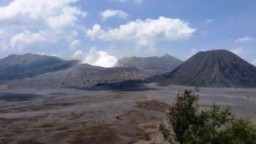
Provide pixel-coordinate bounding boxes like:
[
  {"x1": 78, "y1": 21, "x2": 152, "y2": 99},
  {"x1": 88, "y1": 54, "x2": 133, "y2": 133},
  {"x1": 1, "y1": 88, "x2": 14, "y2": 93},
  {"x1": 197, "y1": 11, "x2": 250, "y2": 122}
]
[{"x1": 0, "y1": 0, "x2": 256, "y2": 67}]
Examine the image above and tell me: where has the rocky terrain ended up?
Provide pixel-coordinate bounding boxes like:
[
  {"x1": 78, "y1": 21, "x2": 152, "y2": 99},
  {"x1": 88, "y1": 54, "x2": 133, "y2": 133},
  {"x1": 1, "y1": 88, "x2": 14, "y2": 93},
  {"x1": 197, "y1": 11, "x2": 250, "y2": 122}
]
[
  {"x1": 3, "y1": 50, "x2": 256, "y2": 88},
  {"x1": 0, "y1": 50, "x2": 256, "y2": 143},
  {"x1": 1, "y1": 53, "x2": 182, "y2": 88},
  {"x1": 9, "y1": 64, "x2": 150, "y2": 88}
]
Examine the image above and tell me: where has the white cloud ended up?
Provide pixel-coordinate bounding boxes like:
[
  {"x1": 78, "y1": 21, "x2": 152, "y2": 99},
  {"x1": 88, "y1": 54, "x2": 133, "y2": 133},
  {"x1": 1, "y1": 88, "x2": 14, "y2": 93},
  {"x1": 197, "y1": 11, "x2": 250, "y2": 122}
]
[
  {"x1": 69, "y1": 40, "x2": 80, "y2": 50},
  {"x1": 71, "y1": 48, "x2": 118, "y2": 68},
  {"x1": 86, "y1": 16, "x2": 196, "y2": 49},
  {"x1": 101, "y1": 9, "x2": 128, "y2": 20},
  {"x1": 235, "y1": 37, "x2": 254, "y2": 43},
  {"x1": 0, "y1": 40, "x2": 8, "y2": 51},
  {"x1": 0, "y1": 0, "x2": 86, "y2": 29},
  {"x1": 134, "y1": 0, "x2": 143, "y2": 4},
  {"x1": 86, "y1": 24, "x2": 104, "y2": 40},
  {"x1": 0, "y1": 29, "x2": 5, "y2": 38},
  {"x1": 9, "y1": 30, "x2": 45, "y2": 49},
  {"x1": 230, "y1": 47, "x2": 249, "y2": 58},
  {"x1": 251, "y1": 59, "x2": 256, "y2": 66},
  {"x1": 111, "y1": 0, "x2": 143, "y2": 5},
  {"x1": 84, "y1": 49, "x2": 118, "y2": 68},
  {"x1": 71, "y1": 49, "x2": 85, "y2": 60},
  {"x1": 205, "y1": 19, "x2": 213, "y2": 23},
  {"x1": 111, "y1": 0, "x2": 126, "y2": 2},
  {"x1": 0, "y1": 0, "x2": 86, "y2": 52}
]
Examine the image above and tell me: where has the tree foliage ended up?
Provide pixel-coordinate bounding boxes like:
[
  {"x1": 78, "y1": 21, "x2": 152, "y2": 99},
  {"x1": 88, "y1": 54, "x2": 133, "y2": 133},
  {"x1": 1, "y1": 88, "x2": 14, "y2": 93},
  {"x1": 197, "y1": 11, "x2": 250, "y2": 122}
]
[{"x1": 160, "y1": 90, "x2": 256, "y2": 144}]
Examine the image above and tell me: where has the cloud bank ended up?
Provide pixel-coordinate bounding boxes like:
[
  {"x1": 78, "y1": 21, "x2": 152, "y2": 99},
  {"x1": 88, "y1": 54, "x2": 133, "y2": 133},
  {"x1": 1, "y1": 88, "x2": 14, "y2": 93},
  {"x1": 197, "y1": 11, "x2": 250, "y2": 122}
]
[
  {"x1": 72, "y1": 48, "x2": 118, "y2": 68},
  {"x1": 0, "y1": 0, "x2": 86, "y2": 29},
  {"x1": 10, "y1": 30, "x2": 46, "y2": 49},
  {"x1": 86, "y1": 16, "x2": 196, "y2": 51},
  {"x1": 110, "y1": 0, "x2": 143, "y2": 5},
  {"x1": 87, "y1": 17, "x2": 195, "y2": 41},
  {"x1": 101, "y1": 9, "x2": 128, "y2": 20},
  {"x1": 235, "y1": 37, "x2": 254, "y2": 43},
  {"x1": 0, "y1": 0, "x2": 86, "y2": 51}
]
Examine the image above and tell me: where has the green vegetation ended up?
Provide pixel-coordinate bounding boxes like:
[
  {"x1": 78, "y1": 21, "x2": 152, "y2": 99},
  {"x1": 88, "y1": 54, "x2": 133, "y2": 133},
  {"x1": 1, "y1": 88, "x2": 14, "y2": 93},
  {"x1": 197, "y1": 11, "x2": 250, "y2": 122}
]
[{"x1": 160, "y1": 90, "x2": 256, "y2": 144}]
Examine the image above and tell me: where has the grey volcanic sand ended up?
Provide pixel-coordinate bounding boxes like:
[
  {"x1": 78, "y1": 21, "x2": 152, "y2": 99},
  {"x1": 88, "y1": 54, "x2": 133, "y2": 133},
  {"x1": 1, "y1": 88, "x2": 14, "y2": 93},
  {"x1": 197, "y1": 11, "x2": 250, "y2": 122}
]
[{"x1": 0, "y1": 84, "x2": 256, "y2": 144}]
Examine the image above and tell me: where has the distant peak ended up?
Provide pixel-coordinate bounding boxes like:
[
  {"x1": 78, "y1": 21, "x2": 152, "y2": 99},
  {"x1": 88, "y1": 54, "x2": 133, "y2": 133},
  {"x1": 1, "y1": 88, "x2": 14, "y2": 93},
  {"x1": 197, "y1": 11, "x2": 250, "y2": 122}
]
[
  {"x1": 24, "y1": 53, "x2": 37, "y2": 56},
  {"x1": 161, "y1": 54, "x2": 171, "y2": 58},
  {"x1": 193, "y1": 50, "x2": 237, "y2": 59},
  {"x1": 199, "y1": 49, "x2": 230, "y2": 54},
  {"x1": 7, "y1": 53, "x2": 40, "y2": 58}
]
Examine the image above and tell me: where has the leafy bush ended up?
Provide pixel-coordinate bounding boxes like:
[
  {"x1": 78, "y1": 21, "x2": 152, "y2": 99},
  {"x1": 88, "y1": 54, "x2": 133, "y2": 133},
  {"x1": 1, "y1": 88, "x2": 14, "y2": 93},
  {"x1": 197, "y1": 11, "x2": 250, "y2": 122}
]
[{"x1": 160, "y1": 90, "x2": 256, "y2": 144}]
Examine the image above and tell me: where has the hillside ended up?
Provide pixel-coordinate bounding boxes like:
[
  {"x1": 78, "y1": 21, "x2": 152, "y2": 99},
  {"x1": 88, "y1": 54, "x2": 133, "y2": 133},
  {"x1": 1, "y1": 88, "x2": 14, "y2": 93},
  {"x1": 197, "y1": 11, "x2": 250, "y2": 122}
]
[
  {"x1": 0, "y1": 54, "x2": 77, "y2": 81},
  {"x1": 151, "y1": 50, "x2": 256, "y2": 87},
  {"x1": 116, "y1": 54, "x2": 182, "y2": 75},
  {"x1": 10, "y1": 64, "x2": 150, "y2": 88}
]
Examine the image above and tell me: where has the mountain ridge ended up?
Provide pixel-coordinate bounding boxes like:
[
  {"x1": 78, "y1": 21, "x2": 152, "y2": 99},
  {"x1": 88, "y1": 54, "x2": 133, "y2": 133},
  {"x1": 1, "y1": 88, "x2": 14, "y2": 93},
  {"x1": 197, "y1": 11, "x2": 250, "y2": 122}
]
[
  {"x1": 2, "y1": 51, "x2": 256, "y2": 88},
  {"x1": 116, "y1": 54, "x2": 183, "y2": 75},
  {"x1": 0, "y1": 53, "x2": 78, "y2": 81}
]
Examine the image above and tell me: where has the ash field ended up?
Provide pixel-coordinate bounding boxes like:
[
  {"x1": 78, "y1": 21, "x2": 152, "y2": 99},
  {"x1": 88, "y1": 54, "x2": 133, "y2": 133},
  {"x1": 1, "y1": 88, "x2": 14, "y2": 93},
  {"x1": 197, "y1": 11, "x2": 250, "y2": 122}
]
[
  {"x1": 0, "y1": 84, "x2": 256, "y2": 144},
  {"x1": 1, "y1": 50, "x2": 256, "y2": 144}
]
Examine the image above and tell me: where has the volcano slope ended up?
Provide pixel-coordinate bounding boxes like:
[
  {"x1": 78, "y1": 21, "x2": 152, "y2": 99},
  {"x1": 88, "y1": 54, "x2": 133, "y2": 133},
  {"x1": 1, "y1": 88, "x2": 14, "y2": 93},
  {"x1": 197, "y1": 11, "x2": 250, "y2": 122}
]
[
  {"x1": 116, "y1": 54, "x2": 182, "y2": 75},
  {"x1": 152, "y1": 50, "x2": 256, "y2": 87},
  {"x1": 0, "y1": 54, "x2": 77, "y2": 81}
]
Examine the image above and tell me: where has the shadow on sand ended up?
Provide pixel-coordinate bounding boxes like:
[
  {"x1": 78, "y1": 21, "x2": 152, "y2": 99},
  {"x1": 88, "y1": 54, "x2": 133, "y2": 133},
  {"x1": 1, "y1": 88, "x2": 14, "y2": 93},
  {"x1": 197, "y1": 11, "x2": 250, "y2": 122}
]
[
  {"x1": 68, "y1": 80, "x2": 158, "y2": 92},
  {"x1": 0, "y1": 93, "x2": 41, "y2": 102}
]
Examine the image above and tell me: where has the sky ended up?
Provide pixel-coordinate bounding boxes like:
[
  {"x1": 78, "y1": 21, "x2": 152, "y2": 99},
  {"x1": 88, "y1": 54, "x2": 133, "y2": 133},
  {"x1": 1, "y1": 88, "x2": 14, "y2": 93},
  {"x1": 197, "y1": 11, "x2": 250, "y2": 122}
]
[{"x1": 0, "y1": 0, "x2": 256, "y2": 67}]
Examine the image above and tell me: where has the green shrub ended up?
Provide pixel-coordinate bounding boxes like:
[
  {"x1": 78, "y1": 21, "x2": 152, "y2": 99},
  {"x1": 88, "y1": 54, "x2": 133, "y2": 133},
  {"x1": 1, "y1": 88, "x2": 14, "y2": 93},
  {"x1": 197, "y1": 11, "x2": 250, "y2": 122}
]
[{"x1": 160, "y1": 90, "x2": 256, "y2": 144}]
